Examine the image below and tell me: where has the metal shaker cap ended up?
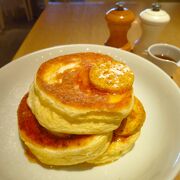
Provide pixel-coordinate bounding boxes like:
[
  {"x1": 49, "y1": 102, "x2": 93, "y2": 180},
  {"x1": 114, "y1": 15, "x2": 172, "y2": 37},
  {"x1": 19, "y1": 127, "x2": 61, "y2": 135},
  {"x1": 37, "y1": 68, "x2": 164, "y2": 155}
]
[
  {"x1": 140, "y1": 3, "x2": 170, "y2": 25},
  {"x1": 152, "y1": 2, "x2": 161, "y2": 11},
  {"x1": 115, "y1": 2, "x2": 125, "y2": 11}
]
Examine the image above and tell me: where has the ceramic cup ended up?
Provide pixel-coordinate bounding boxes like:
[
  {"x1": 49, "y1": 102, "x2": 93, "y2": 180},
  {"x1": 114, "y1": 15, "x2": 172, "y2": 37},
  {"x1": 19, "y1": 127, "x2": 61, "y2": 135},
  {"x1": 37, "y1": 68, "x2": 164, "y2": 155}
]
[{"x1": 147, "y1": 43, "x2": 180, "y2": 76}]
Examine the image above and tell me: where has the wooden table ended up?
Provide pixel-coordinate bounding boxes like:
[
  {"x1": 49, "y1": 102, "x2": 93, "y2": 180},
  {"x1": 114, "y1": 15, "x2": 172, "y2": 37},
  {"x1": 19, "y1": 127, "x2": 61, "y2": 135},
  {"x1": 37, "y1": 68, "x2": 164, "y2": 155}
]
[
  {"x1": 13, "y1": 1, "x2": 180, "y2": 59},
  {"x1": 13, "y1": 2, "x2": 180, "y2": 179}
]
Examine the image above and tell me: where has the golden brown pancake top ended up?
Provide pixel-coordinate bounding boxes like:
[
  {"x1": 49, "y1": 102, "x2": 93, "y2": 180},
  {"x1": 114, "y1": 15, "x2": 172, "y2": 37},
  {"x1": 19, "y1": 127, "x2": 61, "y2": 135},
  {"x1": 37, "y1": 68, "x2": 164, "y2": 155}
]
[
  {"x1": 18, "y1": 94, "x2": 94, "y2": 149},
  {"x1": 36, "y1": 53, "x2": 133, "y2": 110}
]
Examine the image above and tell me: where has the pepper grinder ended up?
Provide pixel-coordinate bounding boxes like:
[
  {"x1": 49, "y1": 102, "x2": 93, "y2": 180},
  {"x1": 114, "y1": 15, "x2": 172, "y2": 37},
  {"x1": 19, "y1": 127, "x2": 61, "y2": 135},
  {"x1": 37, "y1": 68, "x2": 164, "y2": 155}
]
[
  {"x1": 133, "y1": 3, "x2": 170, "y2": 56},
  {"x1": 105, "y1": 2, "x2": 135, "y2": 51}
]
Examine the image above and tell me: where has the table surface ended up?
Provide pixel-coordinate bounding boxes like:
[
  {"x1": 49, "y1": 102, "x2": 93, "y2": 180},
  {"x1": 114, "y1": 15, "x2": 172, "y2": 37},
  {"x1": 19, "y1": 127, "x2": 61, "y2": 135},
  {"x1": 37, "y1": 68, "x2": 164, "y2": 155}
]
[
  {"x1": 13, "y1": 1, "x2": 180, "y2": 59},
  {"x1": 13, "y1": 1, "x2": 180, "y2": 179}
]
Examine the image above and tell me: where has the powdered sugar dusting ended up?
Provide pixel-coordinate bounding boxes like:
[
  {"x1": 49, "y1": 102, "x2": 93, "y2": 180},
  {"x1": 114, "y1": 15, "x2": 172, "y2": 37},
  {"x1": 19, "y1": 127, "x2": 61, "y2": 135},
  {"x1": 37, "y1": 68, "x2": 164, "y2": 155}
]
[
  {"x1": 98, "y1": 62, "x2": 131, "y2": 79},
  {"x1": 90, "y1": 60, "x2": 134, "y2": 91}
]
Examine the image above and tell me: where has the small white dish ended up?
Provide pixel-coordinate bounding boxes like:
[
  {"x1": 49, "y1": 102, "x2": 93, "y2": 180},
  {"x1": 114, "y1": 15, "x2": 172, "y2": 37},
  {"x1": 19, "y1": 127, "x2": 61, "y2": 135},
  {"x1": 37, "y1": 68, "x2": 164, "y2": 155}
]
[
  {"x1": 147, "y1": 43, "x2": 180, "y2": 76},
  {"x1": 0, "y1": 44, "x2": 180, "y2": 180}
]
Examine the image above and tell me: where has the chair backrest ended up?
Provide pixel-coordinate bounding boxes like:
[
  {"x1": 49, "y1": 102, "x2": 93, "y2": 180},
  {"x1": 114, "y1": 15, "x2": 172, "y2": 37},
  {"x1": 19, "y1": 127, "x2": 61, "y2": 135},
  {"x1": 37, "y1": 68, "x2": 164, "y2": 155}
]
[
  {"x1": 1, "y1": 0, "x2": 33, "y2": 21},
  {"x1": 0, "y1": 4, "x2": 5, "y2": 30}
]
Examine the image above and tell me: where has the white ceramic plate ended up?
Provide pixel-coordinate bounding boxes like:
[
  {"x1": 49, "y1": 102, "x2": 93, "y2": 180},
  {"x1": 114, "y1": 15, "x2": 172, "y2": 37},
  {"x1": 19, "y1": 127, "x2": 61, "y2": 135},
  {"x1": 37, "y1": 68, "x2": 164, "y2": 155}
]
[{"x1": 0, "y1": 44, "x2": 180, "y2": 180}]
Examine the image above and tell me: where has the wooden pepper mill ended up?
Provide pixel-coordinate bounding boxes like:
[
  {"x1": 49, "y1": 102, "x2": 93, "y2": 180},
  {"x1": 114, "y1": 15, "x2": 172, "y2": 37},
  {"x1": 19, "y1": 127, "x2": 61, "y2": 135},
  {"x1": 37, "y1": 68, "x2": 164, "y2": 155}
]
[{"x1": 105, "y1": 2, "x2": 135, "y2": 51}]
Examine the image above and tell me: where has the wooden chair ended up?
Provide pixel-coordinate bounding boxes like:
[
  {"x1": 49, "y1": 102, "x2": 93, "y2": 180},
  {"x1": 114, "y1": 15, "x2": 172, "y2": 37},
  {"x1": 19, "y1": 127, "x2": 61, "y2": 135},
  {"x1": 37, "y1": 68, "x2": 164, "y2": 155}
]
[
  {"x1": 0, "y1": 0, "x2": 33, "y2": 30},
  {"x1": 0, "y1": 4, "x2": 5, "y2": 31},
  {"x1": 23, "y1": 0, "x2": 33, "y2": 21}
]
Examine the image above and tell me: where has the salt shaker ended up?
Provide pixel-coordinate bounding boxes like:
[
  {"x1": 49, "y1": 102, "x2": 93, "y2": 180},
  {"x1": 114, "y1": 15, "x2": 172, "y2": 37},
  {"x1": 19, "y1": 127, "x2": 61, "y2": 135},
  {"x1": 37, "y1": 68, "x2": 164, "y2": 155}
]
[
  {"x1": 133, "y1": 3, "x2": 170, "y2": 56},
  {"x1": 105, "y1": 2, "x2": 135, "y2": 51}
]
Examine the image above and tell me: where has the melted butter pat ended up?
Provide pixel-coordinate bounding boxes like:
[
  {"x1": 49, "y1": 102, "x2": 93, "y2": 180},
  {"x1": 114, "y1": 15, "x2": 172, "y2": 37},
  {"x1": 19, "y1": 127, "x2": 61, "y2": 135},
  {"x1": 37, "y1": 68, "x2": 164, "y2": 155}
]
[
  {"x1": 89, "y1": 61, "x2": 134, "y2": 92},
  {"x1": 108, "y1": 94, "x2": 122, "y2": 103}
]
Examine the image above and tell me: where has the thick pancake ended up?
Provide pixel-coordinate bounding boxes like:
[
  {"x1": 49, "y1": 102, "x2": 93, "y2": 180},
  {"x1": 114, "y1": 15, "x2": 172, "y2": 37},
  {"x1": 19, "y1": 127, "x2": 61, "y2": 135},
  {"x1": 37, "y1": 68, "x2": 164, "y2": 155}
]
[
  {"x1": 36, "y1": 52, "x2": 134, "y2": 109},
  {"x1": 87, "y1": 132, "x2": 140, "y2": 165},
  {"x1": 28, "y1": 52, "x2": 134, "y2": 134},
  {"x1": 87, "y1": 97, "x2": 146, "y2": 164},
  {"x1": 18, "y1": 94, "x2": 112, "y2": 166},
  {"x1": 114, "y1": 97, "x2": 146, "y2": 137}
]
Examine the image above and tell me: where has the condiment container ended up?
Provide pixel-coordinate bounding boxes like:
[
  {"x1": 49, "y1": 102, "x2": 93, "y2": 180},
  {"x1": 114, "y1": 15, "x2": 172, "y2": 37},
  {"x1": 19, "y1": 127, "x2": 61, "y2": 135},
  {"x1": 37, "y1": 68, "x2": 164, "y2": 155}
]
[
  {"x1": 147, "y1": 43, "x2": 180, "y2": 77},
  {"x1": 105, "y1": 2, "x2": 135, "y2": 51},
  {"x1": 133, "y1": 3, "x2": 170, "y2": 56}
]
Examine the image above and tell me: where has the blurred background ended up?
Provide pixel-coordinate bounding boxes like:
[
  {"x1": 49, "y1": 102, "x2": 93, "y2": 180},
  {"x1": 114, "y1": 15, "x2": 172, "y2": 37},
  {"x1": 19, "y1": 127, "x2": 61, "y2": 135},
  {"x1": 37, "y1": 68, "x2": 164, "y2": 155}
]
[
  {"x1": 0, "y1": 0, "x2": 179, "y2": 67},
  {"x1": 0, "y1": 0, "x2": 45, "y2": 67}
]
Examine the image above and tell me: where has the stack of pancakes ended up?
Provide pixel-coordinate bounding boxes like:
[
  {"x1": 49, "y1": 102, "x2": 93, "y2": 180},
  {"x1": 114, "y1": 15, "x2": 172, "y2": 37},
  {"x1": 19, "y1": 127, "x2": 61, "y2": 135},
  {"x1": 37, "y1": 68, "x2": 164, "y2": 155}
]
[{"x1": 17, "y1": 52, "x2": 145, "y2": 166}]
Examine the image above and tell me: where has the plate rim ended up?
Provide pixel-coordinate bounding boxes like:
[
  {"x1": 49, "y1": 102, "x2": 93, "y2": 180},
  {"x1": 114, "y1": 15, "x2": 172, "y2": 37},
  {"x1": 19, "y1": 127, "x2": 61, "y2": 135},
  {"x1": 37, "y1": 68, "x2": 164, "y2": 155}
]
[{"x1": 0, "y1": 44, "x2": 180, "y2": 180}]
